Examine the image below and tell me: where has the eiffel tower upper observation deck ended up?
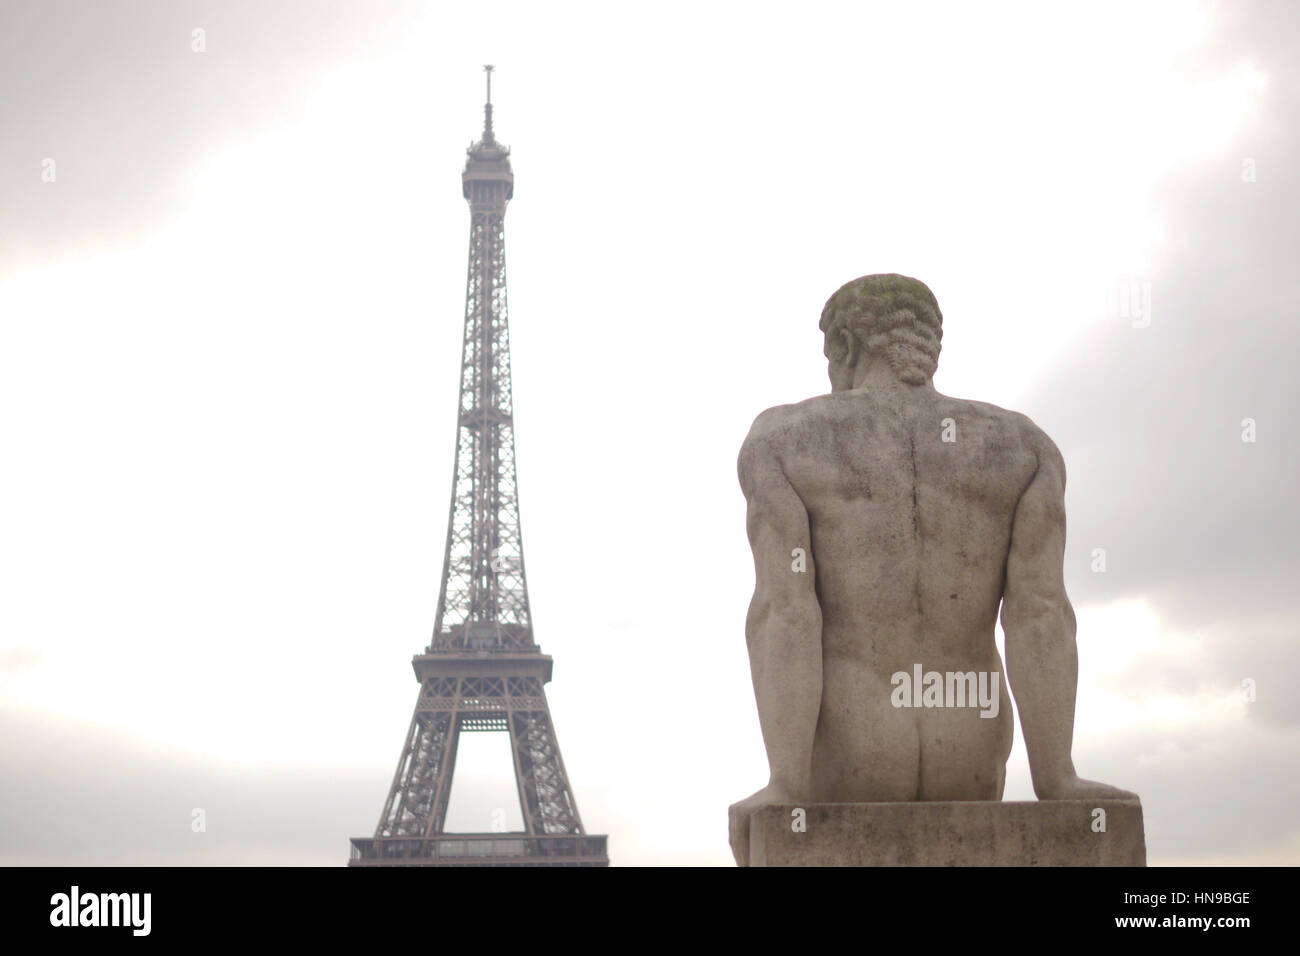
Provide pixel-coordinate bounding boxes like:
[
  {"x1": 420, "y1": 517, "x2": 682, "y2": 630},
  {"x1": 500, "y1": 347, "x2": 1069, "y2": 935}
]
[{"x1": 349, "y1": 68, "x2": 608, "y2": 866}]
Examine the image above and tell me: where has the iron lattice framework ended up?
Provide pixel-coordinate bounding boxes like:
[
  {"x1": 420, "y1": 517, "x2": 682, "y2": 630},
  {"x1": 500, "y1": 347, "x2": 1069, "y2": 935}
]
[{"x1": 350, "y1": 69, "x2": 607, "y2": 867}]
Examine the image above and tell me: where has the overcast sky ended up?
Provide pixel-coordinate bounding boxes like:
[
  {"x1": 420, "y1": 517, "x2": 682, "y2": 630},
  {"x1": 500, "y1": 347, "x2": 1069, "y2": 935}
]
[{"x1": 1, "y1": 0, "x2": 1296, "y2": 866}]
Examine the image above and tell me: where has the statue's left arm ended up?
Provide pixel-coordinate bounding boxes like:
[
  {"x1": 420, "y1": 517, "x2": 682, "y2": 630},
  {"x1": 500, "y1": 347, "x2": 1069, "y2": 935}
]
[{"x1": 1001, "y1": 424, "x2": 1137, "y2": 802}]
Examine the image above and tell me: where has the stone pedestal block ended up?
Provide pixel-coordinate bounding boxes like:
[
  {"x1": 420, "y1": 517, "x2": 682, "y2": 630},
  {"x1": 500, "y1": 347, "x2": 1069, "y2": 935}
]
[{"x1": 748, "y1": 800, "x2": 1146, "y2": 867}]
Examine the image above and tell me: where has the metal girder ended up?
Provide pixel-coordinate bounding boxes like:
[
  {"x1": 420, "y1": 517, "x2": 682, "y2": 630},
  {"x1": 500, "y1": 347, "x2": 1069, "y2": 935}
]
[{"x1": 371, "y1": 672, "x2": 586, "y2": 842}]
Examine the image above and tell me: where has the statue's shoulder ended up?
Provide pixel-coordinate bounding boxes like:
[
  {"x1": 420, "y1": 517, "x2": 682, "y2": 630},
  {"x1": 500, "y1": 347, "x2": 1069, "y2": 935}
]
[
  {"x1": 943, "y1": 393, "x2": 1064, "y2": 469},
  {"x1": 940, "y1": 393, "x2": 1039, "y2": 436},
  {"x1": 737, "y1": 398, "x2": 824, "y2": 488},
  {"x1": 741, "y1": 396, "x2": 830, "y2": 452}
]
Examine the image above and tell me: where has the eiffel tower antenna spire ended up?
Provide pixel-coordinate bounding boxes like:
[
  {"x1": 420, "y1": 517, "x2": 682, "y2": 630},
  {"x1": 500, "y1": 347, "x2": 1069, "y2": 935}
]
[{"x1": 350, "y1": 70, "x2": 608, "y2": 867}]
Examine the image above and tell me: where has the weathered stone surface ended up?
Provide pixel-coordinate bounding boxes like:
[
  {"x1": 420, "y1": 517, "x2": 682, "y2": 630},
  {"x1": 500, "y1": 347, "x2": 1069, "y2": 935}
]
[
  {"x1": 749, "y1": 801, "x2": 1147, "y2": 867},
  {"x1": 729, "y1": 274, "x2": 1143, "y2": 866}
]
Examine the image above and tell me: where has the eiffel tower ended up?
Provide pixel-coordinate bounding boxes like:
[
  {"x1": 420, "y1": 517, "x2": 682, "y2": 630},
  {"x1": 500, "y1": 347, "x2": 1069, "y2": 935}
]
[{"x1": 349, "y1": 68, "x2": 608, "y2": 867}]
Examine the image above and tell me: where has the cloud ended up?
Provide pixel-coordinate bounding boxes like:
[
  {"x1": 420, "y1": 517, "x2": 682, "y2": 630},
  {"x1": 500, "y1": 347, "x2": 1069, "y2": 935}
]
[
  {"x1": 0, "y1": 0, "x2": 407, "y2": 276},
  {"x1": 0, "y1": 648, "x2": 41, "y2": 675},
  {"x1": 1018, "y1": 0, "x2": 1300, "y2": 635},
  {"x1": 0, "y1": 706, "x2": 377, "y2": 865}
]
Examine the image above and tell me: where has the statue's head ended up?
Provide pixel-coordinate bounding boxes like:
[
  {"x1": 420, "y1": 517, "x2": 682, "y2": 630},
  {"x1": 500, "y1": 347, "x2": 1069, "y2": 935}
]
[{"x1": 819, "y1": 274, "x2": 943, "y2": 389}]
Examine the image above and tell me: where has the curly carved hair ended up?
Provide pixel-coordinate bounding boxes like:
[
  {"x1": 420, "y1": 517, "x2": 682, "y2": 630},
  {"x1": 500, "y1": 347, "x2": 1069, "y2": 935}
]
[{"x1": 819, "y1": 274, "x2": 943, "y2": 386}]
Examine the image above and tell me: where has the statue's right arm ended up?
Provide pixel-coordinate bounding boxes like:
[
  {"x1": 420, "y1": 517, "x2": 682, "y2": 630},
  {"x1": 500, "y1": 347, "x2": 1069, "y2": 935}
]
[{"x1": 738, "y1": 414, "x2": 822, "y2": 799}]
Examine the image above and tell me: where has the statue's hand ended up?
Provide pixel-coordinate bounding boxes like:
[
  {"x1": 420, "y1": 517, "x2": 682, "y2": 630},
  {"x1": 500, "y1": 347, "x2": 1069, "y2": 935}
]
[
  {"x1": 1038, "y1": 774, "x2": 1138, "y2": 802},
  {"x1": 728, "y1": 782, "x2": 798, "y2": 867}
]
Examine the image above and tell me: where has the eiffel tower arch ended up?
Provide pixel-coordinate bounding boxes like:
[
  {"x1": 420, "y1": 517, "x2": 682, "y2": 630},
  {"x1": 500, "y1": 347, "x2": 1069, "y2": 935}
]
[{"x1": 349, "y1": 68, "x2": 608, "y2": 867}]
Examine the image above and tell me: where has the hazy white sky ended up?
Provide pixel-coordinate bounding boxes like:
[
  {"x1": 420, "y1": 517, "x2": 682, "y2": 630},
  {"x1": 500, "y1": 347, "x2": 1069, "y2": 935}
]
[{"x1": 1, "y1": 0, "x2": 1296, "y2": 865}]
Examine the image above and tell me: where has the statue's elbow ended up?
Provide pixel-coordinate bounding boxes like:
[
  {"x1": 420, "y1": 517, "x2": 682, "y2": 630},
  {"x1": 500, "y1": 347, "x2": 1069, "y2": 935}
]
[{"x1": 1003, "y1": 602, "x2": 1076, "y2": 652}]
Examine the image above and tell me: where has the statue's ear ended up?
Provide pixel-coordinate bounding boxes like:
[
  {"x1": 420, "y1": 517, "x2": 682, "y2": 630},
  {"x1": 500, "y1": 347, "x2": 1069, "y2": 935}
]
[{"x1": 840, "y1": 327, "x2": 857, "y2": 364}]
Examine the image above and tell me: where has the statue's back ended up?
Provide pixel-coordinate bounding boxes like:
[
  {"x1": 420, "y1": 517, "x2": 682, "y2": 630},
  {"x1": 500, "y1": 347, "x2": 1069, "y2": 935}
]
[{"x1": 770, "y1": 388, "x2": 1040, "y2": 670}]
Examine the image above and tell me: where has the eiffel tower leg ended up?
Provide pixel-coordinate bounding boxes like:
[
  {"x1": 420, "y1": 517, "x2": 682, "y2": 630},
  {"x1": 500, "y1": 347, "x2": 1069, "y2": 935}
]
[
  {"x1": 428, "y1": 711, "x2": 462, "y2": 834},
  {"x1": 375, "y1": 692, "x2": 455, "y2": 840},
  {"x1": 509, "y1": 702, "x2": 584, "y2": 835}
]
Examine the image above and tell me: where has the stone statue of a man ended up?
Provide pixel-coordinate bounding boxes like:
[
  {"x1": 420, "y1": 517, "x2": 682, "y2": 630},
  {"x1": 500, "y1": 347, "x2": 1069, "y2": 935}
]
[{"x1": 729, "y1": 274, "x2": 1136, "y2": 865}]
